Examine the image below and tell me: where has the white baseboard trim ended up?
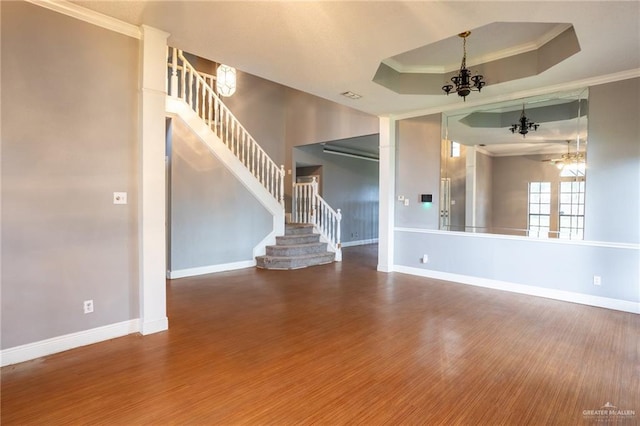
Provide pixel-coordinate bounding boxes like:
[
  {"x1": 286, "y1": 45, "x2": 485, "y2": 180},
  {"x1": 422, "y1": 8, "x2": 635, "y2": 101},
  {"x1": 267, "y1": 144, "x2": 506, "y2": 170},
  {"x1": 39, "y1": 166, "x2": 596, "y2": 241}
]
[
  {"x1": 140, "y1": 317, "x2": 169, "y2": 335},
  {"x1": 342, "y1": 238, "x2": 379, "y2": 248},
  {"x1": 393, "y1": 265, "x2": 640, "y2": 315},
  {"x1": 1, "y1": 319, "x2": 141, "y2": 367},
  {"x1": 168, "y1": 260, "x2": 256, "y2": 279}
]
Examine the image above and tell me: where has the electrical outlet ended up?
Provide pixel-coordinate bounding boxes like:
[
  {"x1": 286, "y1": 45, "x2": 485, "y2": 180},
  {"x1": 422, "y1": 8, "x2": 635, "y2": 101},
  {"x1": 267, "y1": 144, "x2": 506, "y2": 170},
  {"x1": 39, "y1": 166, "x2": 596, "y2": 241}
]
[
  {"x1": 422, "y1": 254, "x2": 429, "y2": 263},
  {"x1": 398, "y1": 195, "x2": 405, "y2": 201},
  {"x1": 593, "y1": 275, "x2": 602, "y2": 286},
  {"x1": 113, "y1": 192, "x2": 127, "y2": 205},
  {"x1": 83, "y1": 300, "x2": 94, "y2": 314}
]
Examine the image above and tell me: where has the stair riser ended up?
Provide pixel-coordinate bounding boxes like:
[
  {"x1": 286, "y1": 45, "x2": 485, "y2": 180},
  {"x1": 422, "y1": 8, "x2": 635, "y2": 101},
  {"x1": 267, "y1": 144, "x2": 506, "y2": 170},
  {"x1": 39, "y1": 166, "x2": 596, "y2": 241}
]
[
  {"x1": 276, "y1": 235, "x2": 320, "y2": 245},
  {"x1": 266, "y1": 243, "x2": 328, "y2": 257},
  {"x1": 285, "y1": 225, "x2": 315, "y2": 235},
  {"x1": 256, "y1": 253, "x2": 335, "y2": 270},
  {"x1": 257, "y1": 223, "x2": 335, "y2": 270}
]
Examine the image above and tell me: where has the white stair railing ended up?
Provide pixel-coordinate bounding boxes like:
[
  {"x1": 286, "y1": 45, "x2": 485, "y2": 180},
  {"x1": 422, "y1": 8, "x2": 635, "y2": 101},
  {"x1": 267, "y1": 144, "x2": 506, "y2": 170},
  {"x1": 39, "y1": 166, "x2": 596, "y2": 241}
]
[
  {"x1": 293, "y1": 178, "x2": 342, "y2": 261},
  {"x1": 167, "y1": 47, "x2": 285, "y2": 207}
]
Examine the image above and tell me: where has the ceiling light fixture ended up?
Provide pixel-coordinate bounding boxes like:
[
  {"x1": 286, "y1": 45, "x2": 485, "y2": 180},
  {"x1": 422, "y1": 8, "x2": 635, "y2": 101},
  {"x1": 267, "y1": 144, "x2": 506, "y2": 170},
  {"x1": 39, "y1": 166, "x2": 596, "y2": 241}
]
[
  {"x1": 552, "y1": 141, "x2": 585, "y2": 176},
  {"x1": 216, "y1": 64, "x2": 236, "y2": 97},
  {"x1": 442, "y1": 31, "x2": 486, "y2": 101},
  {"x1": 509, "y1": 104, "x2": 539, "y2": 137}
]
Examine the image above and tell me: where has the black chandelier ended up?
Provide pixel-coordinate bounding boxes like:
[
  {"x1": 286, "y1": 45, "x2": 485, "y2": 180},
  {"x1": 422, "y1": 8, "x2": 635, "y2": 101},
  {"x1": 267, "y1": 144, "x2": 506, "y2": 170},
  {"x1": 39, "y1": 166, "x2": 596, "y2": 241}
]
[
  {"x1": 442, "y1": 31, "x2": 486, "y2": 101},
  {"x1": 510, "y1": 104, "x2": 539, "y2": 137}
]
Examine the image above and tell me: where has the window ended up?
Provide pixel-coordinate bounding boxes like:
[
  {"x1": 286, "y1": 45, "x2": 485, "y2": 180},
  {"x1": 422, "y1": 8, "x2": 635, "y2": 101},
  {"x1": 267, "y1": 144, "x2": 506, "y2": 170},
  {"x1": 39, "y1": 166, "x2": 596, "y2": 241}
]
[
  {"x1": 559, "y1": 180, "x2": 585, "y2": 239},
  {"x1": 528, "y1": 182, "x2": 551, "y2": 238},
  {"x1": 450, "y1": 141, "x2": 460, "y2": 158}
]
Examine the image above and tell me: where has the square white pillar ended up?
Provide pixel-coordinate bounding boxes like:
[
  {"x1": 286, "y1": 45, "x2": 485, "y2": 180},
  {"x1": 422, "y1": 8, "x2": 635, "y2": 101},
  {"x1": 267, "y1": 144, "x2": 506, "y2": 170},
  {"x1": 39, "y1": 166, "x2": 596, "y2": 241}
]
[{"x1": 139, "y1": 25, "x2": 169, "y2": 334}]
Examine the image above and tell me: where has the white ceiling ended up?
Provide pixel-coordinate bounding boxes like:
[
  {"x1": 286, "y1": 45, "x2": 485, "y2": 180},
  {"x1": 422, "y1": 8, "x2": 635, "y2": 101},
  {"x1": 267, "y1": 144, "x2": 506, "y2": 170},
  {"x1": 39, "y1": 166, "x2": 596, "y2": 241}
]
[{"x1": 72, "y1": 1, "x2": 640, "y2": 118}]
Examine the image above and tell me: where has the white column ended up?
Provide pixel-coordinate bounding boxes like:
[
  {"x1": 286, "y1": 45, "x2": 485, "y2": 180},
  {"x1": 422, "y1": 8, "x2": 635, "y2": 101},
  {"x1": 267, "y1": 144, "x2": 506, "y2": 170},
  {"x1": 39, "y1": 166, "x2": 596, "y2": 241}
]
[
  {"x1": 139, "y1": 25, "x2": 169, "y2": 335},
  {"x1": 378, "y1": 117, "x2": 396, "y2": 272}
]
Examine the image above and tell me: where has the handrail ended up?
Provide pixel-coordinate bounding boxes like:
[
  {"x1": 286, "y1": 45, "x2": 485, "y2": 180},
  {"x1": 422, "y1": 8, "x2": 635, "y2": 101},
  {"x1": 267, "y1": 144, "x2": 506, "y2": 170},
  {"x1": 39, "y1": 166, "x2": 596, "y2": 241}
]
[
  {"x1": 293, "y1": 178, "x2": 342, "y2": 260},
  {"x1": 167, "y1": 47, "x2": 285, "y2": 208}
]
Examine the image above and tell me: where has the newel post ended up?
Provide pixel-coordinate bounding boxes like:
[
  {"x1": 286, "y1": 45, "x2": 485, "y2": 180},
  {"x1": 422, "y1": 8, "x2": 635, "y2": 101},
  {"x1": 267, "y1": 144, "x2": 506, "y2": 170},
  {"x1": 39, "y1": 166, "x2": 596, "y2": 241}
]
[
  {"x1": 336, "y1": 208, "x2": 342, "y2": 246},
  {"x1": 170, "y1": 46, "x2": 178, "y2": 97}
]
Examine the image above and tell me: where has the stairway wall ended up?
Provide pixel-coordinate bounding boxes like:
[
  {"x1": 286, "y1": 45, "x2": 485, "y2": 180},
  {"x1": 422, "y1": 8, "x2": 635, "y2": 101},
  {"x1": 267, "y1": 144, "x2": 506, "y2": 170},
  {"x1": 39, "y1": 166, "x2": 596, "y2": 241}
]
[{"x1": 168, "y1": 118, "x2": 272, "y2": 273}]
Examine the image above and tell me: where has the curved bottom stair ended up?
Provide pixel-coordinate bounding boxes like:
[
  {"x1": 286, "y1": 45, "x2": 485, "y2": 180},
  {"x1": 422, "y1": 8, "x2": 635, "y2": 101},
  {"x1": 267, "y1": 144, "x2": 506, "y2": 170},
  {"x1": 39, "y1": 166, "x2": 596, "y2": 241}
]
[{"x1": 256, "y1": 223, "x2": 335, "y2": 270}]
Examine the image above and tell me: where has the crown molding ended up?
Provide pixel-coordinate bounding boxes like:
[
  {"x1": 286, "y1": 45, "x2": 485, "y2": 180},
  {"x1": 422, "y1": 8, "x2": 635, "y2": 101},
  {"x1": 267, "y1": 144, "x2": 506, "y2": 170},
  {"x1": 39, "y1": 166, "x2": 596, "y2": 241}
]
[
  {"x1": 391, "y1": 68, "x2": 640, "y2": 121},
  {"x1": 25, "y1": 0, "x2": 141, "y2": 39},
  {"x1": 384, "y1": 23, "x2": 573, "y2": 74}
]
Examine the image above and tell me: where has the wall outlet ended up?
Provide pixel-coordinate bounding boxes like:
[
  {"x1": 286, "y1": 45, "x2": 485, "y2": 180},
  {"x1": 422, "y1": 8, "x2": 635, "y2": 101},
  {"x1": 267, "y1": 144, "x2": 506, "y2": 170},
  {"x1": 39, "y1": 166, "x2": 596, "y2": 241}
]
[
  {"x1": 113, "y1": 192, "x2": 127, "y2": 205},
  {"x1": 422, "y1": 254, "x2": 429, "y2": 263},
  {"x1": 398, "y1": 195, "x2": 405, "y2": 201},
  {"x1": 593, "y1": 275, "x2": 602, "y2": 286},
  {"x1": 83, "y1": 299, "x2": 94, "y2": 314}
]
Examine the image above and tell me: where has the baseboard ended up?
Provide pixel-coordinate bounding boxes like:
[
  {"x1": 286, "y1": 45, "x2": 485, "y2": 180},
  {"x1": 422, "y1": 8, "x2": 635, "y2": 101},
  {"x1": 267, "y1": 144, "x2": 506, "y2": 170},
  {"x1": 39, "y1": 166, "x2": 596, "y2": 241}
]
[
  {"x1": 168, "y1": 260, "x2": 256, "y2": 279},
  {"x1": 342, "y1": 238, "x2": 378, "y2": 248},
  {"x1": 393, "y1": 265, "x2": 640, "y2": 315},
  {"x1": 140, "y1": 317, "x2": 169, "y2": 335},
  {"x1": 1, "y1": 319, "x2": 140, "y2": 367}
]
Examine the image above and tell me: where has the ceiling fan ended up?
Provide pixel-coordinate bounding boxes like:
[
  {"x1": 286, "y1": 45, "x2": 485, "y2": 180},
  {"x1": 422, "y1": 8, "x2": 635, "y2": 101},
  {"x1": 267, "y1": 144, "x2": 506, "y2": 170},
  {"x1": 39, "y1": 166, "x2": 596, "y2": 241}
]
[{"x1": 543, "y1": 140, "x2": 586, "y2": 175}]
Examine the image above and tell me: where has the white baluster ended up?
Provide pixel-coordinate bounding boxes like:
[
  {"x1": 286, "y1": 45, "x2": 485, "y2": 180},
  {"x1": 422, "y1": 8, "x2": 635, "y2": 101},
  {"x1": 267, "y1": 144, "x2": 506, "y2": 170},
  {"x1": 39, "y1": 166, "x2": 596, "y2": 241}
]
[
  {"x1": 188, "y1": 70, "x2": 193, "y2": 108},
  {"x1": 279, "y1": 165, "x2": 285, "y2": 207},
  {"x1": 200, "y1": 81, "x2": 205, "y2": 117},
  {"x1": 225, "y1": 112, "x2": 229, "y2": 146},
  {"x1": 208, "y1": 91, "x2": 213, "y2": 127},
  {"x1": 251, "y1": 143, "x2": 255, "y2": 176},
  {"x1": 180, "y1": 56, "x2": 186, "y2": 101}
]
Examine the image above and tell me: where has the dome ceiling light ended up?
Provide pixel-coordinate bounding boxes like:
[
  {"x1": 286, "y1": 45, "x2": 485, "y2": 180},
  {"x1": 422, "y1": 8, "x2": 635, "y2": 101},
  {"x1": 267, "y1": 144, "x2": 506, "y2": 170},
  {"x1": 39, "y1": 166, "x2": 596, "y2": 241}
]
[{"x1": 442, "y1": 31, "x2": 486, "y2": 101}]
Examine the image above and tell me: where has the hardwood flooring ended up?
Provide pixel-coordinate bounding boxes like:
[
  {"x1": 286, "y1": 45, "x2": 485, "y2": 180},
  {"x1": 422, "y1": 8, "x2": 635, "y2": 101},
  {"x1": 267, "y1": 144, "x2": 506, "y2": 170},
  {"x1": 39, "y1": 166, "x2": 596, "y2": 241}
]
[{"x1": 2, "y1": 244, "x2": 639, "y2": 424}]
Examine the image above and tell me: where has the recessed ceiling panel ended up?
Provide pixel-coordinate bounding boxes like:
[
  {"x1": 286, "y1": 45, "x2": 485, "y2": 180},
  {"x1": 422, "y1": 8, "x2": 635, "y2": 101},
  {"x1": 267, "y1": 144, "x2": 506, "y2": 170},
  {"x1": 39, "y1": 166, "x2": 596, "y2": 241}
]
[{"x1": 374, "y1": 22, "x2": 580, "y2": 95}]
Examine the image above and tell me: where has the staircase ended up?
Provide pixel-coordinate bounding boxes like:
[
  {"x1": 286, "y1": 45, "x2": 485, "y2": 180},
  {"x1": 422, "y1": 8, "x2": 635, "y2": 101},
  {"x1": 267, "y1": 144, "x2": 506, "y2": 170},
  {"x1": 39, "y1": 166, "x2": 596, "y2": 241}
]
[
  {"x1": 256, "y1": 224, "x2": 335, "y2": 269},
  {"x1": 166, "y1": 47, "x2": 341, "y2": 271}
]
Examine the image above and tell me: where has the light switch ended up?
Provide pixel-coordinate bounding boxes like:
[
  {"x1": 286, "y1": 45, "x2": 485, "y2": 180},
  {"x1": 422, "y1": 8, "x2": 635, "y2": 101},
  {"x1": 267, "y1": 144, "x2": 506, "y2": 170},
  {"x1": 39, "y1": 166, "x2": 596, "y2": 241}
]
[
  {"x1": 113, "y1": 192, "x2": 127, "y2": 205},
  {"x1": 404, "y1": 199, "x2": 409, "y2": 206}
]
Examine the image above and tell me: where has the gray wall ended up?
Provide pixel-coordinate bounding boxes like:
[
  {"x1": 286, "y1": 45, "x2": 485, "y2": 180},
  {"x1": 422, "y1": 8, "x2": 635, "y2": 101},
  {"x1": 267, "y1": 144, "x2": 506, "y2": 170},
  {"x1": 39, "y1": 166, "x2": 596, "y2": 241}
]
[
  {"x1": 395, "y1": 231, "x2": 639, "y2": 303},
  {"x1": 294, "y1": 137, "x2": 379, "y2": 244},
  {"x1": 220, "y1": 70, "x2": 287, "y2": 167},
  {"x1": 475, "y1": 150, "x2": 493, "y2": 231},
  {"x1": 1, "y1": 2, "x2": 140, "y2": 348},
  {"x1": 284, "y1": 89, "x2": 379, "y2": 209},
  {"x1": 393, "y1": 78, "x2": 640, "y2": 305},
  {"x1": 395, "y1": 114, "x2": 441, "y2": 229},
  {"x1": 169, "y1": 119, "x2": 272, "y2": 270},
  {"x1": 585, "y1": 78, "x2": 640, "y2": 244}
]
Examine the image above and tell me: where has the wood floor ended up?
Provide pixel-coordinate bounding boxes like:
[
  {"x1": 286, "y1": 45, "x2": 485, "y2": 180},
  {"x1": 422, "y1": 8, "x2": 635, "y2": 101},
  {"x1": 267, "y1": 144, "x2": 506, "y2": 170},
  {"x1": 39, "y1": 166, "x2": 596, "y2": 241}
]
[{"x1": 2, "y1": 244, "x2": 639, "y2": 425}]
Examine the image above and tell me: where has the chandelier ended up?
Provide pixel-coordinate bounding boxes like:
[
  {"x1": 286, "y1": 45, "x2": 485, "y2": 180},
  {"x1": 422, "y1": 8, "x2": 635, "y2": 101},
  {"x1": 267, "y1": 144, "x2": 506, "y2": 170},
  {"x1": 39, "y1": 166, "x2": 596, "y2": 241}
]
[
  {"x1": 442, "y1": 31, "x2": 486, "y2": 101},
  {"x1": 510, "y1": 104, "x2": 539, "y2": 137}
]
